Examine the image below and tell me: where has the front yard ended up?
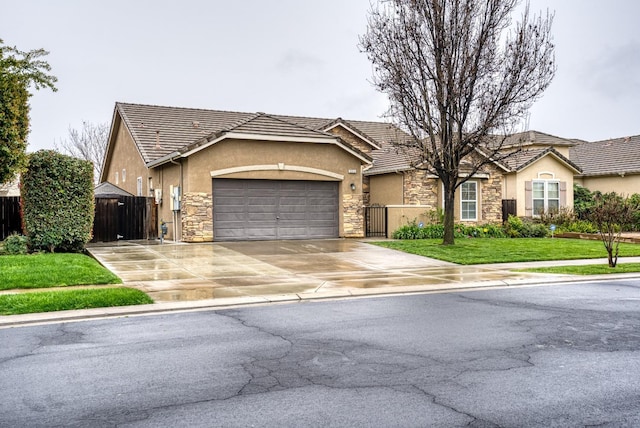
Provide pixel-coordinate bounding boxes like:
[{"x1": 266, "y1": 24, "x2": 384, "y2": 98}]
[
  {"x1": 374, "y1": 238, "x2": 640, "y2": 265},
  {"x1": 0, "y1": 252, "x2": 152, "y2": 315}
]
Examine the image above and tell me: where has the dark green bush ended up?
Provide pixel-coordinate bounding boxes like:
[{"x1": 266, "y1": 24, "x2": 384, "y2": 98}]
[
  {"x1": 2, "y1": 234, "x2": 28, "y2": 255},
  {"x1": 573, "y1": 184, "x2": 594, "y2": 220},
  {"x1": 21, "y1": 150, "x2": 94, "y2": 253},
  {"x1": 504, "y1": 215, "x2": 549, "y2": 238}
]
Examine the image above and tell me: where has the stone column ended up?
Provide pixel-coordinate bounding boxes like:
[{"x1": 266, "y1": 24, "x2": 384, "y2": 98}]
[
  {"x1": 343, "y1": 193, "x2": 364, "y2": 238},
  {"x1": 181, "y1": 192, "x2": 213, "y2": 242}
]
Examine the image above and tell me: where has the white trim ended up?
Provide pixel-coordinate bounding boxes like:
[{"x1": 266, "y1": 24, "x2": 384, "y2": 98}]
[
  {"x1": 536, "y1": 171, "x2": 555, "y2": 179},
  {"x1": 322, "y1": 123, "x2": 382, "y2": 150},
  {"x1": 532, "y1": 179, "x2": 560, "y2": 216},
  {"x1": 460, "y1": 181, "x2": 478, "y2": 221},
  {"x1": 210, "y1": 164, "x2": 344, "y2": 180}
]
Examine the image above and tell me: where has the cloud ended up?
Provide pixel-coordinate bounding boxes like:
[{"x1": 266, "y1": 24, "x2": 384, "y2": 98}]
[
  {"x1": 582, "y1": 41, "x2": 640, "y2": 101},
  {"x1": 275, "y1": 50, "x2": 325, "y2": 73}
]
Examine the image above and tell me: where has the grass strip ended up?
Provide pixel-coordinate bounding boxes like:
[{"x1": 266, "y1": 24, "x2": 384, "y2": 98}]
[
  {"x1": 0, "y1": 287, "x2": 153, "y2": 315},
  {"x1": 518, "y1": 263, "x2": 640, "y2": 275},
  {"x1": 372, "y1": 238, "x2": 640, "y2": 265},
  {"x1": 0, "y1": 253, "x2": 121, "y2": 290}
]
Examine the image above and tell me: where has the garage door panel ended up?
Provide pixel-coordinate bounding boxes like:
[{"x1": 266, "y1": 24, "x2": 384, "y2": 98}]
[{"x1": 214, "y1": 179, "x2": 339, "y2": 241}]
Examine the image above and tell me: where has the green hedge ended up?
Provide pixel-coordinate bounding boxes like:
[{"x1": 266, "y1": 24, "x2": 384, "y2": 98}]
[
  {"x1": 21, "y1": 150, "x2": 94, "y2": 252},
  {"x1": 393, "y1": 220, "x2": 507, "y2": 239}
]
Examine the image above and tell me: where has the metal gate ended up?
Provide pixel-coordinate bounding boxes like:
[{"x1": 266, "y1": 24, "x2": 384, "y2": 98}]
[
  {"x1": 92, "y1": 196, "x2": 157, "y2": 242},
  {"x1": 0, "y1": 196, "x2": 21, "y2": 240},
  {"x1": 365, "y1": 206, "x2": 387, "y2": 238}
]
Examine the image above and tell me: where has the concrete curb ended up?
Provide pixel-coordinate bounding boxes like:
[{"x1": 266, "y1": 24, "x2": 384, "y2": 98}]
[{"x1": 3, "y1": 272, "x2": 640, "y2": 329}]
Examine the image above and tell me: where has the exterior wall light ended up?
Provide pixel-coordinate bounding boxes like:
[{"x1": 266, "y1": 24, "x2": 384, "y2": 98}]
[{"x1": 350, "y1": 183, "x2": 356, "y2": 191}]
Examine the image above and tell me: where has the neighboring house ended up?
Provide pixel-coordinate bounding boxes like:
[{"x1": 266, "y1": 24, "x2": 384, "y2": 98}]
[
  {"x1": 0, "y1": 177, "x2": 20, "y2": 197},
  {"x1": 571, "y1": 135, "x2": 640, "y2": 195},
  {"x1": 102, "y1": 102, "x2": 625, "y2": 242},
  {"x1": 94, "y1": 181, "x2": 134, "y2": 198},
  {"x1": 366, "y1": 130, "x2": 581, "y2": 231}
]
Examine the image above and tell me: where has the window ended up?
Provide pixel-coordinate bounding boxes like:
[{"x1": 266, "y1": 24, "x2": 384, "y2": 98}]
[
  {"x1": 460, "y1": 181, "x2": 477, "y2": 221},
  {"x1": 115, "y1": 171, "x2": 119, "y2": 185},
  {"x1": 122, "y1": 169, "x2": 126, "y2": 183},
  {"x1": 136, "y1": 177, "x2": 143, "y2": 196},
  {"x1": 532, "y1": 180, "x2": 559, "y2": 215}
]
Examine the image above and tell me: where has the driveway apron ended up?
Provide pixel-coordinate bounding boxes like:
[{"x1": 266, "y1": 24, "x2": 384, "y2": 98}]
[{"x1": 87, "y1": 239, "x2": 542, "y2": 302}]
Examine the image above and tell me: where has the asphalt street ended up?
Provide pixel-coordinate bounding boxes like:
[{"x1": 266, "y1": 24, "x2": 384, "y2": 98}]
[{"x1": 1, "y1": 279, "x2": 639, "y2": 427}]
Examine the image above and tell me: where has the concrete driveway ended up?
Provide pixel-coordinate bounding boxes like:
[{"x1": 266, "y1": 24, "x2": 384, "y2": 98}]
[{"x1": 87, "y1": 239, "x2": 540, "y2": 302}]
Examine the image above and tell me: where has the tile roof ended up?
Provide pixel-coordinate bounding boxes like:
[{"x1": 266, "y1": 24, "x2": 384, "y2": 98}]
[
  {"x1": 570, "y1": 135, "x2": 640, "y2": 176},
  {"x1": 114, "y1": 103, "x2": 396, "y2": 165},
  {"x1": 364, "y1": 142, "x2": 414, "y2": 175},
  {"x1": 502, "y1": 130, "x2": 578, "y2": 148}
]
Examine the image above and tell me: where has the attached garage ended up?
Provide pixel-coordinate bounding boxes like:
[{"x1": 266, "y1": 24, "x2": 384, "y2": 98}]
[{"x1": 213, "y1": 179, "x2": 339, "y2": 241}]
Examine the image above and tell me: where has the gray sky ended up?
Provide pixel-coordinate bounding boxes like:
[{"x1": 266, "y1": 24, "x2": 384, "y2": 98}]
[{"x1": 2, "y1": 0, "x2": 640, "y2": 153}]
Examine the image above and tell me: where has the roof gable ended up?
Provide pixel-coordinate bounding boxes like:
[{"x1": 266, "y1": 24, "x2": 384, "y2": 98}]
[
  {"x1": 503, "y1": 147, "x2": 582, "y2": 174},
  {"x1": 321, "y1": 118, "x2": 382, "y2": 150}
]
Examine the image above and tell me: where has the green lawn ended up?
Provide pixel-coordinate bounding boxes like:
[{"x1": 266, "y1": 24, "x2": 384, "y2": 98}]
[
  {"x1": 373, "y1": 238, "x2": 640, "y2": 265},
  {"x1": 0, "y1": 288, "x2": 153, "y2": 315},
  {"x1": 520, "y1": 263, "x2": 640, "y2": 275},
  {"x1": 0, "y1": 253, "x2": 121, "y2": 290}
]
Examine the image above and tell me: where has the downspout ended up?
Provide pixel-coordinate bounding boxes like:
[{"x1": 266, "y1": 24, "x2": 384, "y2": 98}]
[{"x1": 169, "y1": 156, "x2": 183, "y2": 242}]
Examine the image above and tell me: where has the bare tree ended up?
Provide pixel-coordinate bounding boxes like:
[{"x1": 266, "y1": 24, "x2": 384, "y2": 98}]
[
  {"x1": 360, "y1": 0, "x2": 555, "y2": 244},
  {"x1": 56, "y1": 121, "x2": 109, "y2": 184},
  {"x1": 588, "y1": 193, "x2": 636, "y2": 268}
]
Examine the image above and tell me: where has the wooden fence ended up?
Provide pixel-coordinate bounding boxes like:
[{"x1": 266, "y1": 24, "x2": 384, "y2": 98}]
[
  {"x1": 0, "y1": 197, "x2": 21, "y2": 240},
  {"x1": 1, "y1": 196, "x2": 157, "y2": 243}
]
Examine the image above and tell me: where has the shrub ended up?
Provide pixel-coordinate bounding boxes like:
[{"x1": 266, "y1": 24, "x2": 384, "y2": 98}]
[
  {"x1": 393, "y1": 221, "x2": 445, "y2": 239},
  {"x1": 504, "y1": 215, "x2": 549, "y2": 238},
  {"x1": 562, "y1": 220, "x2": 598, "y2": 234},
  {"x1": 21, "y1": 150, "x2": 94, "y2": 253},
  {"x1": 2, "y1": 234, "x2": 28, "y2": 255}
]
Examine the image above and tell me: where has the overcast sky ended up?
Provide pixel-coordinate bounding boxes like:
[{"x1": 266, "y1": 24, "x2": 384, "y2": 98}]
[{"x1": 2, "y1": 0, "x2": 640, "y2": 153}]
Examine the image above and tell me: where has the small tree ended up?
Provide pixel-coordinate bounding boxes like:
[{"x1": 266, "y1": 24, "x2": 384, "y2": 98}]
[
  {"x1": 22, "y1": 150, "x2": 94, "y2": 253},
  {"x1": 360, "y1": 0, "x2": 555, "y2": 245},
  {"x1": 588, "y1": 193, "x2": 636, "y2": 268},
  {"x1": 0, "y1": 39, "x2": 57, "y2": 184},
  {"x1": 55, "y1": 121, "x2": 109, "y2": 184}
]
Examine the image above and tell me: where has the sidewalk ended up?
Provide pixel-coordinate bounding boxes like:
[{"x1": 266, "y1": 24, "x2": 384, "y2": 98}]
[{"x1": 3, "y1": 256, "x2": 640, "y2": 329}]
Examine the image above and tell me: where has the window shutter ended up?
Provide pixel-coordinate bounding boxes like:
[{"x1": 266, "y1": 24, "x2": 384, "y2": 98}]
[
  {"x1": 524, "y1": 181, "x2": 532, "y2": 216},
  {"x1": 559, "y1": 181, "x2": 567, "y2": 207}
]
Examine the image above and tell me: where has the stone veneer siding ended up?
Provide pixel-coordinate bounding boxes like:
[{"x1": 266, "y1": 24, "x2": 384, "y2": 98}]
[
  {"x1": 181, "y1": 192, "x2": 213, "y2": 242},
  {"x1": 480, "y1": 172, "x2": 503, "y2": 223},
  {"x1": 403, "y1": 170, "x2": 439, "y2": 206},
  {"x1": 343, "y1": 193, "x2": 364, "y2": 237}
]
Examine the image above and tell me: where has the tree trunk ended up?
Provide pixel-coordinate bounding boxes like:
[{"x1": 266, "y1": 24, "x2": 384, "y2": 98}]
[
  {"x1": 608, "y1": 250, "x2": 617, "y2": 268},
  {"x1": 443, "y1": 183, "x2": 456, "y2": 245}
]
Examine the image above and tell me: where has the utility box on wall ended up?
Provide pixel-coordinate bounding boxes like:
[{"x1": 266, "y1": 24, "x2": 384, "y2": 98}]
[{"x1": 169, "y1": 185, "x2": 181, "y2": 211}]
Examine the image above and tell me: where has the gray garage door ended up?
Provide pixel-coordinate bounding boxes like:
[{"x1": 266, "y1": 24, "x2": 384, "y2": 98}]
[{"x1": 213, "y1": 179, "x2": 339, "y2": 241}]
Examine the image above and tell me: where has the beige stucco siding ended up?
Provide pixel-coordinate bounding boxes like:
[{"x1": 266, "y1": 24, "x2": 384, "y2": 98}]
[
  {"x1": 179, "y1": 139, "x2": 366, "y2": 240},
  {"x1": 369, "y1": 173, "x2": 403, "y2": 205},
  {"x1": 578, "y1": 174, "x2": 640, "y2": 195},
  {"x1": 104, "y1": 121, "x2": 149, "y2": 196},
  {"x1": 515, "y1": 155, "x2": 575, "y2": 216},
  {"x1": 186, "y1": 139, "x2": 361, "y2": 190},
  {"x1": 151, "y1": 162, "x2": 183, "y2": 241}
]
